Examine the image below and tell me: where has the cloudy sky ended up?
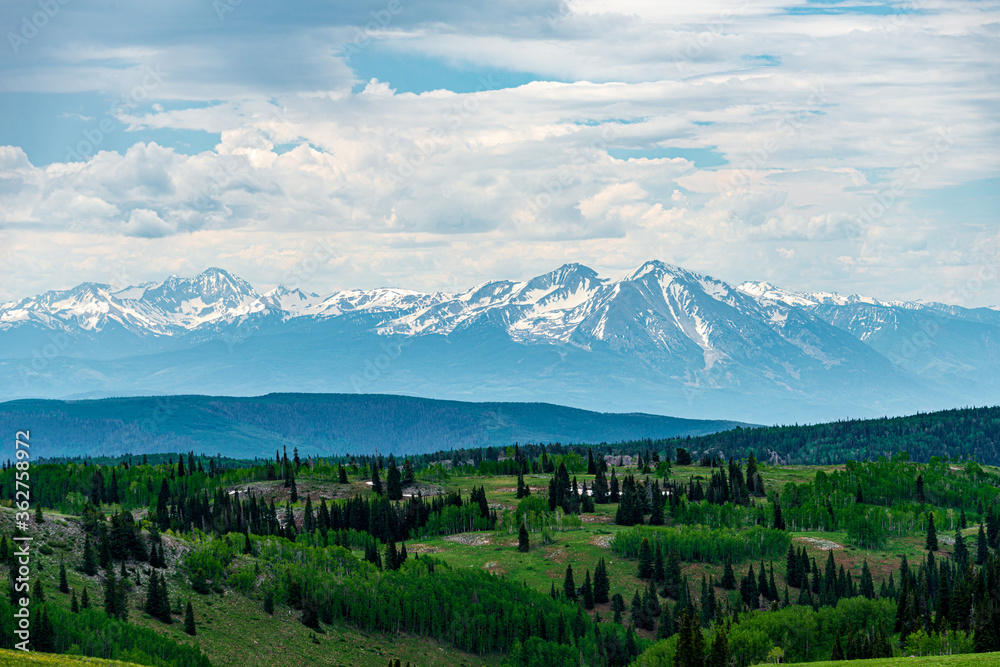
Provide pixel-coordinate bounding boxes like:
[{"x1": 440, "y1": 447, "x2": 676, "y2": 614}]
[{"x1": 0, "y1": 0, "x2": 997, "y2": 305}]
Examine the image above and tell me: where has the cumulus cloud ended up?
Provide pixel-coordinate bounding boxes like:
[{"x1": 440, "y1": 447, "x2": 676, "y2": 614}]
[{"x1": 0, "y1": 0, "x2": 996, "y2": 306}]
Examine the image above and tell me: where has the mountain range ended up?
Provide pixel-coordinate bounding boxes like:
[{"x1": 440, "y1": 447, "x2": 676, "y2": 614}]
[{"x1": 2, "y1": 261, "x2": 998, "y2": 423}]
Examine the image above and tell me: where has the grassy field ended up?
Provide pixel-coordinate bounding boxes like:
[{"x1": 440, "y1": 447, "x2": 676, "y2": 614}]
[
  {"x1": 0, "y1": 650, "x2": 142, "y2": 666},
  {"x1": 784, "y1": 653, "x2": 1000, "y2": 667}
]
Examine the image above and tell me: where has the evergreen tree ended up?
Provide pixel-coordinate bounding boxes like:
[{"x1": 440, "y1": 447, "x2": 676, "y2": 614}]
[
  {"x1": 386, "y1": 457, "x2": 403, "y2": 500},
  {"x1": 594, "y1": 558, "x2": 610, "y2": 604},
  {"x1": 637, "y1": 537, "x2": 654, "y2": 579},
  {"x1": 860, "y1": 559, "x2": 875, "y2": 599},
  {"x1": 976, "y1": 523, "x2": 989, "y2": 565},
  {"x1": 338, "y1": 465, "x2": 348, "y2": 484},
  {"x1": 582, "y1": 570, "x2": 595, "y2": 609},
  {"x1": 185, "y1": 600, "x2": 197, "y2": 635},
  {"x1": 953, "y1": 529, "x2": 969, "y2": 567},
  {"x1": 59, "y1": 560, "x2": 69, "y2": 594},
  {"x1": 32, "y1": 577, "x2": 45, "y2": 602},
  {"x1": 516, "y1": 471, "x2": 530, "y2": 499},
  {"x1": 518, "y1": 523, "x2": 530, "y2": 553},
  {"x1": 708, "y1": 628, "x2": 729, "y2": 667},
  {"x1": 722, "y1": 561, "x2": 737, "y2": 590},
  {"x1": 35, "y1": 605, "x2": 54, "y2": 652},
  {"x1": 926, "y1": 512, "x2": 938, "y2": 551},
  {"x1": 563, "y1": 564, "x2": 577, "y2": 600},
  {"x1": 80, "y1": 586, "x2": 90, "y2": 609},
  {"x1": 103, "y1": 566, "x2": 117, "y2": 617},
  {"x1": 70, "y1": 588, "x2": 79, "y2": 613}
]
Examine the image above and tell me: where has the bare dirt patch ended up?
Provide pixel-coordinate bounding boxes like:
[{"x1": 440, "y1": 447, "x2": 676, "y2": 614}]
[
  {"x1": 590, "y1": 534, "x2": 613, "y2": 548},
  {"x1": 797, "y1": 536, "x2": 843, "y2": 550},
  {"x1": 406, "y1": 543, "x2": 442, "y2": 554},
  {"x1": 546, "y1": 547, "x2": 568, "y2": 563},
  {"x1": 582, "y1": 514, "x2": 611, "y2": 523},
  {"x1": 445, "y1": 533, "x2": 492, "y2": 546}
]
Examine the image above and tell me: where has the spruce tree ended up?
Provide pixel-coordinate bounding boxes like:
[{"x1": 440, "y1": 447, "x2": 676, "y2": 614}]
[
  {"x1": 708, "y1": 628, "x2": 729, "y2": 667},
  {"x1": 59, "y1": 560, "x2": 69, "y2": 594},
  {"x1": 926, "y1": 512, "x2": 938, "y2": 551},
  {"x1": 145, "y1": 571, "x2": 161, "y2": 617},
  {"x1": 582, "y1": 570, "x2": 595, "y2": 610},
  {"x1": 563, "y1": 564, "x2": 577, "y2": 600},
  {"x1": 637, "y1": 537, "x2": 654, "y2": 579},
  {"x1": 976, "y1": 523, "x2": 989, "y2": 565},
  {"x1": 185, "y1": 600, "x2": 197, "y2": 635},
  {"x1": 71, "y1": 588, "x2": 79, "y2": 612},
  {"x1": 594, "y1": 558, "x2": 610, "y2": 604},
  {"x1": 35, "y1": 605, "x2": 54, "y2": 652},
  {"x1": 81, "y1": 586, "x2": 90, "y2": 609},
  {"x1": 518, "y1": 523, "x2": 530, "y2": 553},
  {"x1": 32, "y1": 577, "x2": 45, "y2": 602},
  {"x1": 722, "y1": 561, "x2": 736, "y2": 590},
  {"x1": 953, "y1": 529, "x2": 969, "y2": 567}
]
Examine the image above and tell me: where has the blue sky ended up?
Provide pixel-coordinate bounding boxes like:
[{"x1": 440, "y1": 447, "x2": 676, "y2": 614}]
[{"x1": 0, "y1": 0, "x2": 998, "y2": 305}]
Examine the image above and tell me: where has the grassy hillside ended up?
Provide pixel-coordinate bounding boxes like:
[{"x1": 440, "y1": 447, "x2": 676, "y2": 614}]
[
  {"x1": 0, "y1": 393, "x2": 746, "y2": 459},
  {"x1": 0, "y1": 651, "x2": 144, "y2": 666},
  {"x1": 783, "y1": 655, "x2": 1000, "y2": 667}
]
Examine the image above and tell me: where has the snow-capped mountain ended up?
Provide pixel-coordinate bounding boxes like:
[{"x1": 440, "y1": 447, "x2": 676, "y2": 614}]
[{"x1": 1, "y1": 262, "x2": 997, "y2": 423}]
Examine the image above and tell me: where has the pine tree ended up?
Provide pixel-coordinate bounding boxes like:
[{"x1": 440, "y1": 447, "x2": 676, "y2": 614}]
[
  {"x1": 953, "y1": 529, "x2": 969, "y2": 567},
  {"x1": 145, "y1": 571, "x2": 161, "y2": 617},
  {"x1": 338, "y1": 465, "x2": 348, "y2": 484},
  {"x1": 185, "y1": 600, "x2": 197, "y2": 635},
  {"x1": 35, "y1": 605, "x2": 54, "y2": 652},
  {"x1": 860, "y1": 559, "x2": 875, "y2": 599},
  {"x1": 563, "y1": 564, "x2": 577, "y2": 600},
  {"x1": 582, "y1": 570, "x2": 595, "y2": 609},
  {"x1": 594, "y1": 558, "x2": 610, "y2": 604},
  {"x1": 518, "y1": 523, "x2": 530, "y2": 553},
  {"x1": 708, "y1": 628, "x2": 729, "y2": 667},
  {"x1": 976, "y1": 523, "x2": 989, "y2": 565},
  {"x1": 103, "y1": 566, "x2": 117, "y2": 617},
  {"x1": 653, "y1": 542, "x2": 666, "y2": 583},
  {"x1": 71, "y1": 588, "x2": 79, "y2": 612},
  {"x1": 926, "y1": 512, "x2": 938, "y2": 551},
  {"x1": 59, "y1": 560, "x2": 69, "y2": 594},
  {"x1": 637, "y1": 537, "x2": 654, "y2": 579},
  {"x1": 32, "y1": 577, "x2": 45, "y2": 602},
  {"x1": 81, "y1": 586, "x2": 90, "y2": 609},
  {"x1": 722, "y1": 561, "x2": 736, "y2": 590}
]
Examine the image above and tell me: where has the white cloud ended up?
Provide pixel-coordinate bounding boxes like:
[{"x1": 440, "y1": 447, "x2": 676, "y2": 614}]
[{"x1": 0, "y1": 0, "x2": 996, "y2": 306}]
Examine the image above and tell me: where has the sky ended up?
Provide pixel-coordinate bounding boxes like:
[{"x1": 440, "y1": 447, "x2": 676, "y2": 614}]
[{"x1": 0, "y1": 0, "x2": 998, "y2": 306}]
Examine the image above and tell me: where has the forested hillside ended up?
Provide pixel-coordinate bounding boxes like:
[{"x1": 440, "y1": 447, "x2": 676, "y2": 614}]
[
  {"x1": 657, "y1": 406, "x2": 1000, "y2": 465},
  {"x1": 4, "y1": 432, "x2": 1000, "y2": 666},
  {"x1": 0, "y1": 393, "x2": 744, "y2": 459}
]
